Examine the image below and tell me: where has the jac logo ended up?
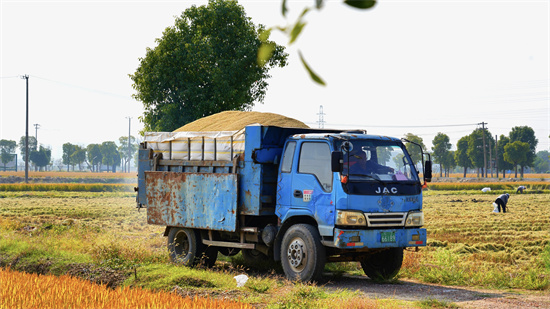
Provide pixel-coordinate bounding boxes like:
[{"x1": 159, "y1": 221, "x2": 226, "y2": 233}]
[{"x1": 376, "y1": 187, "x2": 397, "y2": 194}]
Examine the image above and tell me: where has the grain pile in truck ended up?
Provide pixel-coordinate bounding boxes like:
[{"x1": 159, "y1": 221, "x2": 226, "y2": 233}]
[
  {"x1": 173, "y1": 111, "x2": 309, "y2": 132},
  {"x1": 144, "y1": 111, "x2": 309, "y2": 161}
]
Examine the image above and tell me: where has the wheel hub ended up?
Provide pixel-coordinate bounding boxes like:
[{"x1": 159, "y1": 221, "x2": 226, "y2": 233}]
[{"x1": 287, "y1": 238, "x2": 306, "y2": 271}]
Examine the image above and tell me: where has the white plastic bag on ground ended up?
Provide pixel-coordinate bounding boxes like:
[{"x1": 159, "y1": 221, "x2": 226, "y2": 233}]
[
  {"x1": 481, "y1": 187, "x2": 491, "y2": 193},
  {"x1": 234, "y1": 274, "x2": 248, "y2": 287},
  {"x1": 492, "y1": 202, "x2": 499, "y2": 213}
]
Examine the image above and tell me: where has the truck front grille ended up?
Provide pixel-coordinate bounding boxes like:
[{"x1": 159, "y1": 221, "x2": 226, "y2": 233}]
[{"x1": 364, "y1": 212, "x2": 407, "y2": 227}]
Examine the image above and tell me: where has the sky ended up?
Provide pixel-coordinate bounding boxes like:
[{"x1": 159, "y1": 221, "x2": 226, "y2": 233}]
[{"x1": 1, "y1": 0, "x2": 549, "y2": 162}]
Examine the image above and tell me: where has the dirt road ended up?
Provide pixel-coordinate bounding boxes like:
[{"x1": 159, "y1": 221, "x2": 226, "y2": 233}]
[{"x1": 323, "y1": 276, "x2": 550, "y2": 308}]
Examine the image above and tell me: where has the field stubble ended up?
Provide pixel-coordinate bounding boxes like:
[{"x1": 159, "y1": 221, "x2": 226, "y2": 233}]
[{"x1": 0, "y1": 187, "x2": 548, "y2": 308}]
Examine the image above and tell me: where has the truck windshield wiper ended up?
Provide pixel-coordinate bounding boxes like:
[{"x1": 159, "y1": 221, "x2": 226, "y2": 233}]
[{"x1": 348, "y1": 174, "x2": 386, "y2": 185}]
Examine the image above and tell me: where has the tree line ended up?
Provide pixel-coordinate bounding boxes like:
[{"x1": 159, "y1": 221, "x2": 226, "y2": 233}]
[
  {"x1": 0, "y1": 136, "x2": 138, "y2": 173},
  {"x1": 404, "y1": 125, "x2": 548, "y2": 178}
]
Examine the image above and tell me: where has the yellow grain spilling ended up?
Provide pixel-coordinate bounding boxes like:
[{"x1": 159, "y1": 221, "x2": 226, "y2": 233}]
[{"x1": 173, "y1": 111, "x2": 309, "y2": 132}]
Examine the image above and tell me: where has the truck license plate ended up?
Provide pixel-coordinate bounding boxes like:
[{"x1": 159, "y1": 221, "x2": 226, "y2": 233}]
[{"x1": 381, "y1": 231, "x2": 396, "y2": 243}]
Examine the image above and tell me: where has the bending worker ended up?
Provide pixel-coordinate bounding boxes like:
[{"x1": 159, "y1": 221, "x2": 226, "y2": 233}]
[{"x1": 494, "y1": 193, "x2": 510, "y2": 213}]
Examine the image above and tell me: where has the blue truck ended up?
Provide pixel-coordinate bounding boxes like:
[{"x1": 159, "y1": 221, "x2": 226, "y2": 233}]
[{"x1": 136, "y1": 125, "x2": 431, "y2": 281}]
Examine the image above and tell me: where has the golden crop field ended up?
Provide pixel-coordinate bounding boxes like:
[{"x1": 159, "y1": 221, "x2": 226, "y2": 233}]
[
  {"x1": 439, "y1": 173, "x2": 549, "y2": 179},
  {"x1": 0, "y1": 268, "x2": 252, "y2": 309},
  {"x1": 426, "y1": 181, "x2": 549, "y2": 192}
]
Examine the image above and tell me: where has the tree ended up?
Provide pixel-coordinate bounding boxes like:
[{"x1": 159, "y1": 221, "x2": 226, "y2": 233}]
[
  {"x1": 29, "y1": 146, "x2": 51, "y2": 171},
  {"x1": 0, "y1": 139, "x2": 17, "y2": 171},
  {"x1": 504, "y1": 141, "x2": 530, "y2": 178},
  {"x1": 71, "y1": 146, "x2": 86, "y2": 171},
  {"x1": 403, "y1": 133, "x2": 425, "y2": 166},
  {"x1": 454, "y1": 136, "x2": 472, "y2": 177},
  {"x1": 100, "y1": 141, "x2": 120, "y2": 173},
  {"x1": 118, "y1": 136, "x2": 138, "y2": 173},
  {"x1": 87, "y1": 144, "x2": 103, "y2": 172},
  {"x1": 533, "y1": 151, "x2": 549, "y2": 173},
  {"x1": 509, "y1": 126, "x2": 538, "y2": 176},
  {"x1": 431, "y1": 132, "x2": 451, "y2": 177},
  {"x1": 441, "y1": 150, "x2": 456, "y2": 177},
  {"x1": 466, "y1": 128, "x2": 494, "y2": 177},
  {"x1": 131, "y1": 0, "x2": 288, "y2": 132},
  {"x1": 18, "y1": 136, "x2": 37, "y2": 163},
  {"x1": 62, "y1": 143, "x2": 76, "y2": 171},
  {"x1": 496, "y1": 135, "x2": 513, "y2": 178}
]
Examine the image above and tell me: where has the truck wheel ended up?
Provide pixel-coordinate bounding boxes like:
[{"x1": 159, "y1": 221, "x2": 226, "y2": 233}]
[
  {"x1": 242, "y1": 249, "x2": 264, "y2": 264},
  {"x1": 202, "y1": 246, "x2": 218, "y2": 268},
  {"x1": 360, "y1": 247, "x2": 403, "y2": 281},
  {"x1": 241, "y1": 249, "x2": 277, "y2": 270},
  {"x1": 281, "y1": 224, "x2": 326, "y2": 282},
  {"x1": 167, "y1": 227, "x2": 205, "y2": 267}
]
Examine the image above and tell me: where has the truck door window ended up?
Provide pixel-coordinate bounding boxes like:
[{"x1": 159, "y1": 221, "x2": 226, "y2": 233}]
[
  {"x1": 298, "y1": 142, "x2": 332, "y2": 191},
  {"x1": 281, "y1": 141, "x2": 296, "y2": 173}
]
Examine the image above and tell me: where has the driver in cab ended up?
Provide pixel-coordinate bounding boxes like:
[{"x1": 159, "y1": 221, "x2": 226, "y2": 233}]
[{"x1": 348, "y1": 149, "x2": 393, "y2": 175}]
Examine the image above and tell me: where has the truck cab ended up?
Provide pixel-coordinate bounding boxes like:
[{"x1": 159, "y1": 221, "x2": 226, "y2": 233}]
[{"x1": 273, "y1": 133, "x2": 428, "y2": 280}]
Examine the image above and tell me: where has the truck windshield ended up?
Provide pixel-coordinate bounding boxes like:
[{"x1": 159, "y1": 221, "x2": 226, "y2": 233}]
[{"x1": 342, "y1": 140, "x2": 419, "y2": 183}]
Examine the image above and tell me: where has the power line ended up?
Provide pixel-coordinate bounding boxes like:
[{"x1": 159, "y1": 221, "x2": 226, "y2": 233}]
[
  {"x1": 30, "y1": 75, "x2": 132, "y2": 100},
  {"x1": 306, "y1": 122, "x2": 479, "y2": 129},
  {"x1": 21, "y1": 74, "x2": 29, "y2": 183}
]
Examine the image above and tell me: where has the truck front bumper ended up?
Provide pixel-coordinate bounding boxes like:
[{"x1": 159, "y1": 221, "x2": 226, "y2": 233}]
[{"x1": 332, "y1": 227, "x2": 426, "y2": 249}]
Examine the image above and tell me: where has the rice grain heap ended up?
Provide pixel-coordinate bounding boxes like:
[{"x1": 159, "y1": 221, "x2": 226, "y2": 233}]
[{"x1": 173, "y1": 111, "x2": 309, "y2": 132}]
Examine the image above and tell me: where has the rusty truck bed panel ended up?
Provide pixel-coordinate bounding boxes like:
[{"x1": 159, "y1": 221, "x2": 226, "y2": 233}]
[{"x1": 145, "y1": 171, "x2": 238, "y2": 232}]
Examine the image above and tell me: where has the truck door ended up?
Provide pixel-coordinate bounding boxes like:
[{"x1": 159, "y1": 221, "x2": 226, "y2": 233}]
[
  {"x1": 289, "y1": 141, "x2": 336, "y2": 236},
  {"x1": 277, "y1": 141, "x2": 296, "y2": 208}
]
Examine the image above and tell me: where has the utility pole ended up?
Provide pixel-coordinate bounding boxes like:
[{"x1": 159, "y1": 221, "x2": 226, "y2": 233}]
[
  {"x1": 495, "y1": 134, "x2": 499, "y2": 178},
  {"x1": 317, "y1": 105, "x2": 325, "y2": 129},
  {"x1": 126, "y1": 117, "x2": 131, "y2": 173},
  {"x1": 479, "y1": 122, "x2": 487, "y2": 178},
  {"x1": 33, "y1": 123, "x2": 40, "y2": 150},
  {"x1": 488, "y1": 140, "x2": 493, "y2": 178},
  {"x1": 21, "y1": 75, "x2": 29, "y2": 183}
]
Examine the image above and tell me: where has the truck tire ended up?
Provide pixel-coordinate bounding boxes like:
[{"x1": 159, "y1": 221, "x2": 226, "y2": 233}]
[
  {"x1": 202, "y1": 246, "x2": 218, "y2": 268},
  {"x1": 241, "y1": 249, "x2": 264, "y2": 264},
  {"x1": 167, "y1": 227, "x2": 205, "y2": 267},
  {"x1": 241, "y1": 249, "x2": 277, "y2": 270},
  {"x1": 360, "y1": 247, "x2": 403, "y2": 281},
  {"x1": 281, "y1": 224, "x2": 326, "y2": 282}
]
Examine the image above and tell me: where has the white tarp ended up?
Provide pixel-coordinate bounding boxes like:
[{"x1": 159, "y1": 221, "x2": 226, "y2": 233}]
[{"x1": 144, "y1": 129, "x2": 245, "y2": 161}]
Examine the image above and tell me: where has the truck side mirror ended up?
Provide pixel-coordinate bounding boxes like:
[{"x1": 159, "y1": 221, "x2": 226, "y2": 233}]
[
  {"x1": 331, "y1": 151, "x2": 343, "y2": 172},
  {"x1": 424, "y1": 160, "x2": 432, "y2": 182}
]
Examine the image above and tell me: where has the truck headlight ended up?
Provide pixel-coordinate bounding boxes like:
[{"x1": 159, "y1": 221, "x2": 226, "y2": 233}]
[
  {"x1": 336, "y1": 210, "x2": 367, "y2": 226},
  {"x1": 405, "y1": 212, "x2": 424, "y2": 227}
]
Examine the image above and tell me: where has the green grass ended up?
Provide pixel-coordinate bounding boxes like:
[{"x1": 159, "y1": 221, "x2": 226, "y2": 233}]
[{"x1": 417, "y1": 298, "x2": 459, "y2": 308}]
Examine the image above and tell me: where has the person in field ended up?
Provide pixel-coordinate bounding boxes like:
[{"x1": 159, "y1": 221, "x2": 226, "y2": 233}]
[
  {"x1": 494, "y1": 193, "x2": 510, "y2": 213},
  {"x1": 516, "y1": 185, "x2": 526, "y2": 194}
]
